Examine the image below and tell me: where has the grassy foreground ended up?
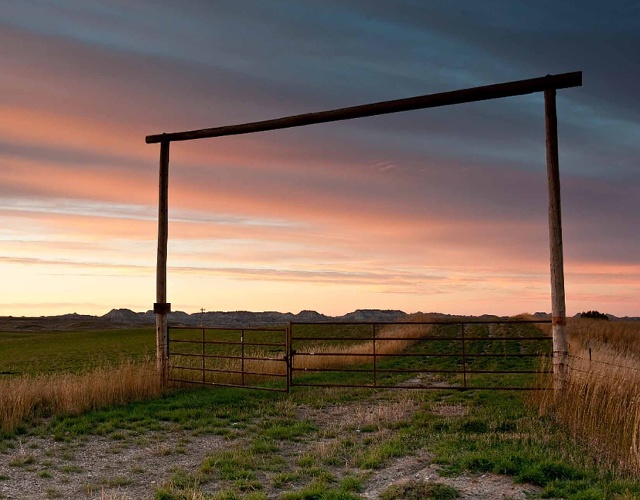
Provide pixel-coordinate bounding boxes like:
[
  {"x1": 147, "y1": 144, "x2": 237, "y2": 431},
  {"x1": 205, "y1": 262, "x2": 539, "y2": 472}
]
[
  {"x1": 3, "y1": 383, "x2": 640, "y2": 499},
  {"x1": 2, "y1": 321, "x2": 640, "y2": 498}
]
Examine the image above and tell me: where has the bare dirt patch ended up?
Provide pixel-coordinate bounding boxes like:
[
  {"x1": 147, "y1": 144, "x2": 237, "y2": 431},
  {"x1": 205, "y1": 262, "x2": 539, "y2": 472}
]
[
  {"x1": 430, "y1": 403, "x2": 468, "y2": 417},
  {"x1": 361, "y1": 450, "x2": 540, "y2": 499},
  {"x1": 0, "y1": 430, "x2": 226, "y2": 499}
]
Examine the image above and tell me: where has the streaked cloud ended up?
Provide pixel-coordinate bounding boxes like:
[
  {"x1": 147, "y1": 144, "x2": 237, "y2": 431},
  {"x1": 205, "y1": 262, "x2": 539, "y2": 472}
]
[{"x1": 0, "y1": 1, "x2": 637, "y2": 317}]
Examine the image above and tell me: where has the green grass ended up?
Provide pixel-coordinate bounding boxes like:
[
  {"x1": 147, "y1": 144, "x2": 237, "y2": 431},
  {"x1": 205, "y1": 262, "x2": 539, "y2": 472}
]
[
  {"x1": 424, "y1": 390, "x2": 640, "y2": 499},
  {"x1": 3, "y1": 322, "x2": 640, "y2": 499},
  {"x1": 45, "y1": 385, "x2": 274, "y2": 439},
  {"x1": 6, "y1": 379, "x2": 640, "y2": 498},
  {"x1": 8, "y1": 455, "x2": 36, "y2": 467},
  {"x1": 0, "y1": 328, "x2": 155, "y2": 377},
  {"x1": 260, "y1": 418, "x2": 318, "y2": 441},
  {"x1": 60, "y1": 465, "x2": 83, "y2": 474}
]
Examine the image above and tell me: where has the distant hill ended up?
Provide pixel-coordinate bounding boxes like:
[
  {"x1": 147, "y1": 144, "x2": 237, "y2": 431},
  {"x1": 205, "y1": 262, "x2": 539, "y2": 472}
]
[
  {"x1": 0, "y1": 308, "x2": 409, "y2": 331},
  {"x1": 1, "y1": 309, "x2": 637, "y2": 332},
  {"x1": 102, "y1": 308, "x2": 408, "y2": 328},
  {"x1": 102, "y1": 308, "x2": 152, "y2": 325}
]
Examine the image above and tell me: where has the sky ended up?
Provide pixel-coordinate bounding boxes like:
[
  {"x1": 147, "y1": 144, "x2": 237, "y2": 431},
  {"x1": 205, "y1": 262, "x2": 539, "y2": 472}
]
[{"x1": 0, "y1": 1, "x2": 638, "y2": 317}]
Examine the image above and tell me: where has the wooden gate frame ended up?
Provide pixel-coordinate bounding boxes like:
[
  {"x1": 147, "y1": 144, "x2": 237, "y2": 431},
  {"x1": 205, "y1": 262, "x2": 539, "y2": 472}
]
[{"x1": 146, "y1": 72, "x2": 582, "y2": 391}]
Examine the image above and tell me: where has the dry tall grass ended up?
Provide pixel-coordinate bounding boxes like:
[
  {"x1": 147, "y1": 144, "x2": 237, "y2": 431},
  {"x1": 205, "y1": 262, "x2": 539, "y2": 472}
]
[
  {"x1": 568, "y1": 318, "x2": 640, "y2": 358},
  {"x1": 536, "y1": 318, "x2": 640, "y2": 475},
  {"x1": 0, "y1": 360, "x2": 161, "y2": 434}
]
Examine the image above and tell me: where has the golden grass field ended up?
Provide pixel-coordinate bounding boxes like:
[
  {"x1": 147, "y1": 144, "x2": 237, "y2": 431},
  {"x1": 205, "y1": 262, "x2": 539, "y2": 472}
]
[
  {"x1": 536, "y1": 318, "x2": 640, "y2": 475},
  {"x1": 0, "y1": 360, "x2": 162, "y2": 433}
]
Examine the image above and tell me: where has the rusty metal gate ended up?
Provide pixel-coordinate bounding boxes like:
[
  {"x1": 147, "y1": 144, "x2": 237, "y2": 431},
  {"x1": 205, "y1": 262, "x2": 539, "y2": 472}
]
[
  {"x1": 168, "y1": 319, "x2": 552, "y2": 392},
  {"x1": 167, "y1": 325, "x2": 289, "y2": 392},
  {"x1": 289, "y1": 320, "x2": 552, "y2": 390}
]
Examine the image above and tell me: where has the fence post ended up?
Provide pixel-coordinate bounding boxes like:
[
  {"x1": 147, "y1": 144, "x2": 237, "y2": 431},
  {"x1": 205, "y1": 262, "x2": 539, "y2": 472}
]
[
  {"x1": 241, "y1": 329, "x2": 245, "y2": 386},
  {"x1": 286, "y1": 324, "x2": 292, "y2": 391},
  {"x1": 155, "y1": 139, "x2": 170, "y2": 387},
  {"x1": 288, "y1": 322, "x2": 294, "y2": 388},
  {"x1": 545, "y1": 89, "x2": 568, "y2": 393},
  {"x1": 202, "y1": 327, "x2": 206, "y2": 384},
  {"x1": 461, "y1": 323, "x2": 467, "y2": 389},
  {"x1": 372, "y1": 324, "x2": 377, "y2": 387}
]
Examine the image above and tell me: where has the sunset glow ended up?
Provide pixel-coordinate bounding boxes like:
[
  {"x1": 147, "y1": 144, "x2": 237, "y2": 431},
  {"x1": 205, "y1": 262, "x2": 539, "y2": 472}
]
[{"x1": 1, "y1": 2, "x2": 638, "y2": 317}]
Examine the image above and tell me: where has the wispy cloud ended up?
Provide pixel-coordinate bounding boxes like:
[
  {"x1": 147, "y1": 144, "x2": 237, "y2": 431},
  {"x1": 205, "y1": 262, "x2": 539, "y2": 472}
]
[{"x1": 0, "y1": 2, "x2": 637, "y2": 316}]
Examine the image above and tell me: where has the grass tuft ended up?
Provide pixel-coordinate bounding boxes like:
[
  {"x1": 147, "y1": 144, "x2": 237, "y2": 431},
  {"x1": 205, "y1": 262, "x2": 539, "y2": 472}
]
[{"x1": 380, "y1": 480, "x2": 460, "y2": 500}]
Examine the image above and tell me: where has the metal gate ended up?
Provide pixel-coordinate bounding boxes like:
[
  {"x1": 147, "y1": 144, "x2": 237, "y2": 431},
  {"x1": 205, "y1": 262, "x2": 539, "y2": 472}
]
[
  {"x1": 167, "y1": 325, "x2": 289, "y2": 392},
  {"x1": 167, "y1": 319, "x2": 551, "y2": 392},
  {"x1": 289, "y1": 320, "x2": 552, "y2": 391}
]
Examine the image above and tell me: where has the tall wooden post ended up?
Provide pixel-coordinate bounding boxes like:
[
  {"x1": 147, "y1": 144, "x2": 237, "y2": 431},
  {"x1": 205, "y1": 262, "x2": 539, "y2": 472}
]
[
  {"x1": 544, "y1": 89, "x2": 568, "y2": 392},
  {"x1": 155, "y1": 140, "x2": 171, "y2": 386}
]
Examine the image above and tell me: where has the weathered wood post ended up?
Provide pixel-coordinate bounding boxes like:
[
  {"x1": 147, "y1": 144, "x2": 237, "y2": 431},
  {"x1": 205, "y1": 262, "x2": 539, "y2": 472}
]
[
  {"x1": 544, "y1": 88, "x2": 568, "y2": 392},
  {"x1": 155, "y1": 139, "x2": 171, "y2": 386}
]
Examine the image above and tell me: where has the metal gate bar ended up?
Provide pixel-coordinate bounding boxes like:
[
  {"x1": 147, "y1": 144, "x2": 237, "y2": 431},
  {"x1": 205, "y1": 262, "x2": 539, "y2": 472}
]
[
  {"x1": 166, "y1": 320, "x2": 552, "y2": 392},
  {"x1": 167, "y1": 325, "x2": 289, "y2": 392},
  {"x1": 289, "y1": 320, "x2": 552, "y2": 390}
]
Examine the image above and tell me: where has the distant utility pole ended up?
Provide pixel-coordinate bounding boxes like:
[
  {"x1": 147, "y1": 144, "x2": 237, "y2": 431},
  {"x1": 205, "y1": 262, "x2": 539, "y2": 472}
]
[{"x1": 200, "y1": 308, "x2": 206, "y2": 328}]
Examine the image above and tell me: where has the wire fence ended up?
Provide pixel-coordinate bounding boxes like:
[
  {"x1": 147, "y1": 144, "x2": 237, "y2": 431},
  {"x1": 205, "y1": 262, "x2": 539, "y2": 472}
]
[
  {"x1": 568, "y1": 353, "x2": 640, "y2": 373},
  {"x1": 567, "y1": 352, "x2": 640, "y2": 384}
]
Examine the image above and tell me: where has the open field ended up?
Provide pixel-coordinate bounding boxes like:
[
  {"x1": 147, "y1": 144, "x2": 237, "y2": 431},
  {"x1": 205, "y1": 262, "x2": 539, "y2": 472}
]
[
  {"x1": 0, "y1": 328, "x2": 155, "y2": 377},
  {"x1": 1, "y1": 319, "x2": 640, "y2": 499}
]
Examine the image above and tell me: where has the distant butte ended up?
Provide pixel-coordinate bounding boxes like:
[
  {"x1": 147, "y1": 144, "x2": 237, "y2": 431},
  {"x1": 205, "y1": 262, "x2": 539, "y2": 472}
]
[{"x1": 1, "y1": 309, "x2": 635, "y2": 332}]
